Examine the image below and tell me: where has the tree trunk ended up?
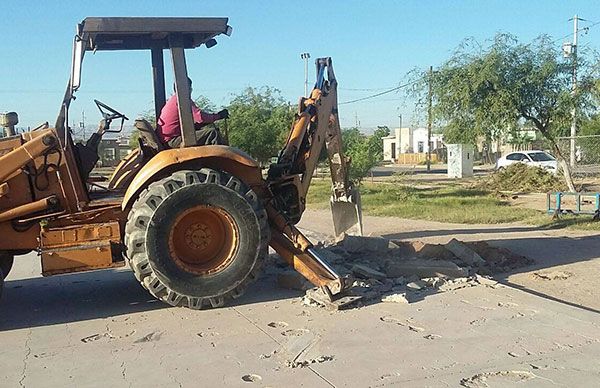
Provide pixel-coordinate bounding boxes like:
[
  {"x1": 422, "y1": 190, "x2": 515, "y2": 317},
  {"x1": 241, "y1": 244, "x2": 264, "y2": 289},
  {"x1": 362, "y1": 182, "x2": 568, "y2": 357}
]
[{"x1": 550, "y1": 142, "x2": 577, "y2": 192}]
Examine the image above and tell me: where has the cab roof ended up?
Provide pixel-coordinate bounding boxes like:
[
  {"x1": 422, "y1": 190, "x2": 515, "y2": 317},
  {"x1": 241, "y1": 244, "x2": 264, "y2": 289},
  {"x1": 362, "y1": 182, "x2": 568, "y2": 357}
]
[{"x1": 78, "y1": 17, "x2": 231, "y2": 51}]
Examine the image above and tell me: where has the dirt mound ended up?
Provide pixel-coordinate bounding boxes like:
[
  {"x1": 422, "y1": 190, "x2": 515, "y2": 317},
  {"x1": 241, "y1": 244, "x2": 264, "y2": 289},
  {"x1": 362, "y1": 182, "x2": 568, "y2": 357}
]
[{"x1": 477, "y1": 163, "x2": 565, "y2": 193}]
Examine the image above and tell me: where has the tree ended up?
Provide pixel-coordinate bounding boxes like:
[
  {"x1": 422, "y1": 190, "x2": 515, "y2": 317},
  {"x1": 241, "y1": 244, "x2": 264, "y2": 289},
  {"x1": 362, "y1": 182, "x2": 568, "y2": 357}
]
[
  {"x1": 415, "y1": 34, "x2": 597, "y2": 191},
  {"x1": 367, "y1": 126, "x2": 390, "y2": 162},
  {"x1": 226, "y1": 87, "x2": 294, "y2": 164},
  {"x1": 194, "y1": 95, "x2": 217, "y2": 113},
  {"x1": 342, "y1": 127, "x2": 380, "y2": 183},
  {"x1": 580, "y1": 79, "x2": 600, "y2": 136}
]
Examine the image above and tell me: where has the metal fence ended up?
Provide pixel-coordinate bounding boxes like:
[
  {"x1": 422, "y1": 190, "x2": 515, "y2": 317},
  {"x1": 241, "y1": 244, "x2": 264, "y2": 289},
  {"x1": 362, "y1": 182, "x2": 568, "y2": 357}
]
[{"x1": 557, "y1": 135, "x2": 600, "y2": 178}]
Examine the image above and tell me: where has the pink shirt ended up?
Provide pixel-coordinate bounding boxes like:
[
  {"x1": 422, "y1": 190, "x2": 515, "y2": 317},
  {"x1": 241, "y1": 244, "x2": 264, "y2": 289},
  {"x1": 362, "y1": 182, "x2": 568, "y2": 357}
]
[{"x1": 157, "y1": 94, "x2": 220, "y2": 142}]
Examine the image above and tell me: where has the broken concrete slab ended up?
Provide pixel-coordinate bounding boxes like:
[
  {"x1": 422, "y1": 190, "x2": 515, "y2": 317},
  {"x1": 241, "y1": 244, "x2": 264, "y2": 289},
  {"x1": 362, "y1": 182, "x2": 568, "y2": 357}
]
[
  {"x1": 342, "y1": 235, "x2": 389, "y2": 253},
  {"x1": 351, "y1": 264, "x2": 386, "y2": 280},
  {"x1": 313, "y1": 248, "x2": 345, "y2": 264},
  {"x1": 389, "y1": 241, "x2": 456, "y2": 261},
  {"x1": 445, "y1": 238, "x2": 486, "y2": 266},
  {"x1": 406, "y1": 280, "x2": 427, "y2": 291},
  {"x1": 384, "y1": 258, "x2": 469, "y2": 278}
]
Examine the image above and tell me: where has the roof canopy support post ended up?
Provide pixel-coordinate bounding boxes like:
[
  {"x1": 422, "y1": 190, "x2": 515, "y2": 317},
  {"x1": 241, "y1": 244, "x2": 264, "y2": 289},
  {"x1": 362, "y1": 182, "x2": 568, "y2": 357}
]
[
  {"x1": 169, "y1": 34, "x2": 195, "y2": 147},
  {"x1": 151, "y1": 46, "x2": 166, "y2": 124}
]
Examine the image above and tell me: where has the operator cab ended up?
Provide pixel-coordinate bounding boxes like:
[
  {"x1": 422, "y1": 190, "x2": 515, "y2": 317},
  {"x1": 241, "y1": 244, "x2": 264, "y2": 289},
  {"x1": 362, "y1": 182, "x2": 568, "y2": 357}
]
[{"x1": 55, "y1": 17, "x2": 232, "y2": 190}]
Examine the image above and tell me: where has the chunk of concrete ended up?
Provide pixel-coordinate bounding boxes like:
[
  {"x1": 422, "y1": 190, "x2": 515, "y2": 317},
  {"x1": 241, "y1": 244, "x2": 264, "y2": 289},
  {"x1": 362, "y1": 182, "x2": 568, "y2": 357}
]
[
  {"x1": 382, "y1": 292, "x2": 409, "y2": 304},
  {"x1": 445, "y1": 238, "x2": 486, "y2": 266},
  {"x1": 343, "y1": 235, "x2": 389, "y2": 253},
  {"x1": 406, "y1": 280, "x2": 427, "y2": 291},
  {"x1": 384, "y1": 258, "x2": 469, "y2": 278},
  {"x1": 313, "y1": 248, "x2": 345, "y2": 264},
  {"x1": 351, "y1": 264, "x2": 386, "y2": 280}
]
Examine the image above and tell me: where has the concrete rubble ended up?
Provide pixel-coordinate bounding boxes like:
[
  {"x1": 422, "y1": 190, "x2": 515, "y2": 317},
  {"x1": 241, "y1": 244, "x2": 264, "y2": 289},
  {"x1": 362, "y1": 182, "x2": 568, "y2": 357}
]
[{"x1": 270, "y1": 234, "x2": 532, "y2": 307}]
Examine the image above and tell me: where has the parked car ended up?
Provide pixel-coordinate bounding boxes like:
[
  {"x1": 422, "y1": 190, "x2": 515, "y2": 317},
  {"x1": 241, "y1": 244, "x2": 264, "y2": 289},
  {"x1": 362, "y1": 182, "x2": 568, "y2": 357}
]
[{"x1": 496, "y1": 150, "x2": 558, "y2": 173}]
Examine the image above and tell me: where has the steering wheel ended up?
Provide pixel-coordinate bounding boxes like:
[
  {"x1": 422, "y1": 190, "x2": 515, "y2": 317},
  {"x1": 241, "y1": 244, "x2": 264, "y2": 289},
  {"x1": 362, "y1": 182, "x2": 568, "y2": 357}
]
[{"x1": 94, "y1": 99, "x2": 129, "y2": 132}]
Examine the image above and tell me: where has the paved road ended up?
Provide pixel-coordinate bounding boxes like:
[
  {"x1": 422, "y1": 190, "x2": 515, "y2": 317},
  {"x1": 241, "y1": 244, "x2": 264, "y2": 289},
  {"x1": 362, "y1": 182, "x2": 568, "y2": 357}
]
[
  {"x1": 370, "y1": 164, "x2": 494, "y2": 178},
  {"x1": 1, "y1": 212, "x2": 599, "y2": 387}
]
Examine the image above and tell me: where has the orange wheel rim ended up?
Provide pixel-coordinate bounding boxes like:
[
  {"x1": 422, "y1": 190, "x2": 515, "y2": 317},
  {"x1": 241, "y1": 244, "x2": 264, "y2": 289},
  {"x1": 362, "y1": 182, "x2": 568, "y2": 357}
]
[{"x1": 168, "y1": 205, "x2": 239, "y2": 275}]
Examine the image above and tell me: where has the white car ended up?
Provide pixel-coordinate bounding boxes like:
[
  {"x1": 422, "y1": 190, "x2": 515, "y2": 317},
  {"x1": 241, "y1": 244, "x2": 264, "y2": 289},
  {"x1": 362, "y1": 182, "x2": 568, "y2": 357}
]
[{"x1": 496, "y1": 150, "x2": 558, "y2": 173}]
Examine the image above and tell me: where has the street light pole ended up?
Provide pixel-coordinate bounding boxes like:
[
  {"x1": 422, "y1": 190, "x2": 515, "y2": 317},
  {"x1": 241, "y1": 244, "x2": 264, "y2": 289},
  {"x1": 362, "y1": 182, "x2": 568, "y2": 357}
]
[{"x1": 301, "y1": 52, "x2": 310, "y2": 97}]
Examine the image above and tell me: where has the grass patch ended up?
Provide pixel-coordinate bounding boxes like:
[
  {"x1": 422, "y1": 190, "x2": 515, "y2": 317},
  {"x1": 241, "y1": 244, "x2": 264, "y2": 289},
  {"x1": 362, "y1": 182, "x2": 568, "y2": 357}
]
[{"x1": 306, "y1": 180, "x2": 600, "y2": 230}]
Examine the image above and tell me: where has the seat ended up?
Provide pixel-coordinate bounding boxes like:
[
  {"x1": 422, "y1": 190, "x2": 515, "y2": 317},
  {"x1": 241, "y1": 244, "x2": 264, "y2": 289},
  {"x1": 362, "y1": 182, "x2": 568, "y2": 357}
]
[{"x1": 135, "y1": 118, "x2": 165, "y2": 152}]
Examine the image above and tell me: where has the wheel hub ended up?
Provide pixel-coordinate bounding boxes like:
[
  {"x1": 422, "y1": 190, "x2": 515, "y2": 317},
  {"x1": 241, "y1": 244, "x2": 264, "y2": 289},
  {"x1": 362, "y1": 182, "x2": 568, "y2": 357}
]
[
  {"x1": 185, "y1": 223, "x2": 213, "y2": 250},
  {"x1": 168, "y1": 205, "x2": 239, "y2": 275}
]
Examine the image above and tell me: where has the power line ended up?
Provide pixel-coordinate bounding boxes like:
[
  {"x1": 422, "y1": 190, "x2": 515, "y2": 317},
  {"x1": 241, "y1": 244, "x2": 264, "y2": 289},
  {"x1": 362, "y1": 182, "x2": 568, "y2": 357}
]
[
  {"x1": 339, "y1": 79, "x2": 422, "y2": 105},
  {"x1": 340, "y1": 19, "x2": 600, "y2": 107},
  {"x1": 339, "y1": 86, "x2": 398, "y2": 91},
  {"x1": 551, "y1": 19, "x2": 600, "y2": 45}
]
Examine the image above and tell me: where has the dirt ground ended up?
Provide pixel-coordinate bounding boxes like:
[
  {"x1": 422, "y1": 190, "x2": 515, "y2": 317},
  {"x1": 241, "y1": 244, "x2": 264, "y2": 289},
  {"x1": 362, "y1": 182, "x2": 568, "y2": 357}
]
[{"x1": 1, "y1": 210, "x2": 599, "y2": 387}]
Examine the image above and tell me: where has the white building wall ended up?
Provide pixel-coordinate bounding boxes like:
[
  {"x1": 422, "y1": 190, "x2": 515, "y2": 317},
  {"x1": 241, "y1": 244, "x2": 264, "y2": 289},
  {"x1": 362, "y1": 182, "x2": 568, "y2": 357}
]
[
  {"x1": 411, "y1": 128, "x2": 444, "y2": 153},
  {"x1": 400, "y1": 127, "x2": 412, "y2": 153},
  {"x1": 382, "y1": 137, "x2": 396, "y2": 162},
  {"x1": 382, "y1": 127, "x2": 444, "y2": 161},
  {"x1": 382, "y1": 128, "x2": 402, "y2": 162}
]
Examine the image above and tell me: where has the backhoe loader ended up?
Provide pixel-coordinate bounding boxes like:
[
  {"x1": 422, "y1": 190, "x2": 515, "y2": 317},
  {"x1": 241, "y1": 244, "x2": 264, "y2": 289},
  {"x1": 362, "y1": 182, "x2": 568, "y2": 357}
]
[{"x1": 0, "y1": 17, "x2": 362, "y2": 309}]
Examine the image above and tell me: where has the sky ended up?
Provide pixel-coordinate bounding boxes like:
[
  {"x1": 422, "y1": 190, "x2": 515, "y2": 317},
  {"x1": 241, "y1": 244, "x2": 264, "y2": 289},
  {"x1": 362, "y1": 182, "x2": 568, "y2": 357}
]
[{"x1": 1, "y1": 0, "x2": 599, "y2": 135}]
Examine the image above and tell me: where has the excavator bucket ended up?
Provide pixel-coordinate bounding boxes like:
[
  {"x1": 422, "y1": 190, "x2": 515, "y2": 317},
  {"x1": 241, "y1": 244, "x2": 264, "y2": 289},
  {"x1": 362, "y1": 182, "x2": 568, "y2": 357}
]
[{"x1": 330, "y1": 185, "x2": 363, "y2": 239}]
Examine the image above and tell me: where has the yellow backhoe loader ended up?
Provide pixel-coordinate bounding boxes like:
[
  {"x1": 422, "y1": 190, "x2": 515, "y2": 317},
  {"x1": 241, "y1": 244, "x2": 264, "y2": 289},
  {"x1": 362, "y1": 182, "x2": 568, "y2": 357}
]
[{"x1": 0, "y1": 17, "x2": 362, "y2": 309}]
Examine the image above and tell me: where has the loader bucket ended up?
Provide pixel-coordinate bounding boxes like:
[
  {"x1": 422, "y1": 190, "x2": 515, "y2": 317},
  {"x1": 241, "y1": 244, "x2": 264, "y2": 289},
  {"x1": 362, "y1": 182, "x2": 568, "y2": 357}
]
[{"x1": 330, "y1": 187, "x2": 363, "y2": 238}]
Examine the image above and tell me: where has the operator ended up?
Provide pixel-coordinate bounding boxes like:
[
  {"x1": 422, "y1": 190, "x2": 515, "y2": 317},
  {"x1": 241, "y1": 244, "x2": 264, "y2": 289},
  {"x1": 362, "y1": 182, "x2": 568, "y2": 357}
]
[{"x1": 157, "y1": 77, "x2": 229, "y2": 148}]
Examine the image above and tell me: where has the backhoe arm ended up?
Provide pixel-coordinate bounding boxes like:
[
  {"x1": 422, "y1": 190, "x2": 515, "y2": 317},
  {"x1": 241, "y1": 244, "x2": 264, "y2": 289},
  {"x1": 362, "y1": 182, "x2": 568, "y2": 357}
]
[
  {"x1": 267, "y1": 57, "x2": 362, "y2": 235},
  {"x1": 265, "y1": 57, "x2": 363, "y2": 308}
]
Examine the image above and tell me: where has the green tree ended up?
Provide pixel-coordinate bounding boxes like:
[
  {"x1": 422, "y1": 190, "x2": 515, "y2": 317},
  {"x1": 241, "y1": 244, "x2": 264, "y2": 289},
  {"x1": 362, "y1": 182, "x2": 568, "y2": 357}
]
[
  {"x1": 129, "y1": 130, "x2": 140, "y2": 150},
  {"x1": 368, "y1": 126, "x2": 390, "y2": 161},
  {"x1": 194, "y1": 95, "x2": 217, "y2": 113},
  {"x1": 342, "y1": 127, "x2": 380, "y2": 183},
  {"x1": 580, "y1": 79, "x2": 600, "y2": 136},
  {"x1": 419, "y1": 34, "x2": 597, "y2": 191},
  {"x1": 226, "y1": 86, "x2": 294, "y2": 164}
]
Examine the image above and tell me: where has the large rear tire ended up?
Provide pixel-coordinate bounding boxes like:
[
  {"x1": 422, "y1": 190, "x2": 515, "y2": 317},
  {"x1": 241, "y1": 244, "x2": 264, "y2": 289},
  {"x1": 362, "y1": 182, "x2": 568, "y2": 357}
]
[
  {"x1": 0, "y1": 253, "x2": 14, "y2": 279},
  {"x1": 125, "y1": 168, "x2": 269, "y2": 309}
]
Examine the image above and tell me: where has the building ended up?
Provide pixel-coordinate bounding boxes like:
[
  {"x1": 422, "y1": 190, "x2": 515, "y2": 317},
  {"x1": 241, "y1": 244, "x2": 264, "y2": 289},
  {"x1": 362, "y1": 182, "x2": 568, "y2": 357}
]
[
  {"x1": 411, "y1": 128, "x2": 443, "y2": 154},
  {"x1": 382, "y1": 128, "x2": 401, "y2": 161},
  {"x1": 98, "y1": 137, "x2": 131, "y2": 167},
  {"x1": 382, "y1": 127, "x2": 444, "y2": 163}
]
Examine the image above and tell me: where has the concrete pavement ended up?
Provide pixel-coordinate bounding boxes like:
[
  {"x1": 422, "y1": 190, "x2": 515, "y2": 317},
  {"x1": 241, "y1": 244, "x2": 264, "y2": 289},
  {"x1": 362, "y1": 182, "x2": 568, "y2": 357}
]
[{"x1": 1, "y1": 212, "x2": 600, "y2": 387}]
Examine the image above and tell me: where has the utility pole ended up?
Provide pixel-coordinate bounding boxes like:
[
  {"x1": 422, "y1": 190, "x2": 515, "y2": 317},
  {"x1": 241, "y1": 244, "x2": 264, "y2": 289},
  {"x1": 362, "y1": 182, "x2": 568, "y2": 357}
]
[
  {"x1": 568, "y1": 15, "x2": 581, "y2": 168},
  {"x1": 427, "y1": 66, "x2": 433, "y2": 172},
  {"x1": 398, "y1": 112, "x2": 402, "y2": 160},
  {"x1": 79, "y1": 110, "x2": 86, "y2": 140},
  {"x1": 301, "y1": 52, "x2": 310, "y2": 97}
]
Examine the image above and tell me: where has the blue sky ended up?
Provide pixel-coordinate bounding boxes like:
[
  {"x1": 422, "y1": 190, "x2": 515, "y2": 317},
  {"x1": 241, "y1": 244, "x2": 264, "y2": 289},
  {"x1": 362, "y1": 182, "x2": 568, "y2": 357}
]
[{"x1": 1, "y1": 0, "x2": 599, "y2": 133}]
